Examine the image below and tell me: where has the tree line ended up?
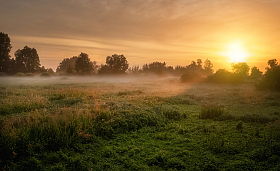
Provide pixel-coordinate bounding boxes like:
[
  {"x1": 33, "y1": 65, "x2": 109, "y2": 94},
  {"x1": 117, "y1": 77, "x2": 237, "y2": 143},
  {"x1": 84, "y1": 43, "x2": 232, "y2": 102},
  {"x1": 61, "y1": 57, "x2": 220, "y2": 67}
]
[
  {"x1": 1, "y1": 32, "x2": 279, "y2": 90},
  {"x1": 0, "y1": 32, "x2": 54, "y2": 75}
]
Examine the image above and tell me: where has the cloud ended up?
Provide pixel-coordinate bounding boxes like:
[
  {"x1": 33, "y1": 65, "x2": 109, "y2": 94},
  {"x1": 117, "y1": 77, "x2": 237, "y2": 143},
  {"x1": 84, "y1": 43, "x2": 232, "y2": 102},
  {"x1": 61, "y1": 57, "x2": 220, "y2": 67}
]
[{"x1": 1, "y1": 0, "x2": 280, "y2": 70}]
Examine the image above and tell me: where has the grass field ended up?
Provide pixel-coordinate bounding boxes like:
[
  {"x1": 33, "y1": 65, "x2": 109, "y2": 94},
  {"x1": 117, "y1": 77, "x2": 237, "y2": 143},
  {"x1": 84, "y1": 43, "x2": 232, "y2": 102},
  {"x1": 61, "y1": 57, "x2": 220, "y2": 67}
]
[{"x1": 1, "y1": 75, "x2": 280, "y2": 170}]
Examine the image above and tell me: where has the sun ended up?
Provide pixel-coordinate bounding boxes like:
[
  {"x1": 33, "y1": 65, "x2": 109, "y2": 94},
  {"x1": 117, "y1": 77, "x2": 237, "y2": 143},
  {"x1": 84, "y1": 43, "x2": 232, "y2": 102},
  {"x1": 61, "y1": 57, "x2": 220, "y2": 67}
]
[{"x1": 220, "y1": 42, "x2": 251, "y2": 63}]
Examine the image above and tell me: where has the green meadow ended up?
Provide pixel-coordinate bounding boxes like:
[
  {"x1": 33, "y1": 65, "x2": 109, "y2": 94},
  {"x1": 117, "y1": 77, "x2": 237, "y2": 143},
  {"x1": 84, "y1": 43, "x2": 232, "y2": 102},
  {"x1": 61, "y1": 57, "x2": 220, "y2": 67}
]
[{"x1": 1, "y1": 76, "x2": 280, "y2": 170}]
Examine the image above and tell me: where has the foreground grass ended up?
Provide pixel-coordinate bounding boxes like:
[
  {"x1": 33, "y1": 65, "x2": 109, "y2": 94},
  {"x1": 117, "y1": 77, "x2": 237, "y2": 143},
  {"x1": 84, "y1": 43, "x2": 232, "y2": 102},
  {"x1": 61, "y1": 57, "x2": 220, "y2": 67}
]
[{"x1": 1, "y1": 76, "x2": 280, "y2": 170}]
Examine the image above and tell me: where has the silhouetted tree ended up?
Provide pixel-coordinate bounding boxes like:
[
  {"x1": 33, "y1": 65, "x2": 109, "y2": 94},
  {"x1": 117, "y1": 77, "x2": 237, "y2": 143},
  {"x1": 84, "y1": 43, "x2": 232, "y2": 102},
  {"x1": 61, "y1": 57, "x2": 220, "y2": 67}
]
[
  {"x1": 127, "y1": 65, "x2": 140, "y2": 74},
  {"x1": 204, "y1": 59, "x2": 214, "y2": 75},
  {"x1": 197, "y1": 59, "x2": 202, "y2": 68},
  {"x1": 257, "y1": 59, "x2": 280, "y2": 91},
  {"x1": 99, "y1": 54, "x2": 128, "y2": 74},
  {"x1": 265, "y1": 59, "x2": 278, "y2": 72},
  {"x1": 66, "y1": 65, "x2": 76, "y2": 74},
  {"x1": 44, "y1": 67, "x2": 54, "y2": 74},
  {"x1": 142, "y1": 61, "x2": 169, "y2": 75},
  {"x1": 98, "y1": 64, "x2": 111, "y2": 74},
  {"x1": 186, "y1": 59, "x2": 205, "y2": 73},
  {"x1": 9, "y1": 58, "x2": 16, "y2": 74},
  {"x1": 250, "y1": 66, "x2": 262, "y2": 79},
  {"x1": 181, "y1": 59, "x2": 206, "y2": 82},
  {"x1": 56, "y1": 56, "x2": 78, "y2": 73},
  {"x1": 267, "y1": 59, "x2": 278, "y2": 68},
  {"x1": 75, "y1": 52, "x2": 97, "y2": 74},
  {"x1": 14, "y1": 46, "x2": 41, "y2": 73},
  {"x1": 174, "y1": 65, "x2": 187, "y2": 76},
  {"x1": 0, "y1": 32, "x2": 12, "y2": 73},
  {"x1": 231, "y1": 62, "x2": 250, "y2": 76},
  {"x1": 106, "y1": 54, "x2": 128, "y2": 74}
]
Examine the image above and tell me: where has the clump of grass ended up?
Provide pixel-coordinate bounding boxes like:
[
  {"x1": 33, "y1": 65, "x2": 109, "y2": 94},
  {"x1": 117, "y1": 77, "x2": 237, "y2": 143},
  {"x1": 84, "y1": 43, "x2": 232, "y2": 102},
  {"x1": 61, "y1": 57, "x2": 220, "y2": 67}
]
[
  {"x1": 239, "y1": 113, "x2": 277, "y2": 124},
  {"x1": 159, "y1": 105, "x2": 187, "y2": 121},
  {"x1": 265, "y1": 120, "x2": 280, "y2": 141},
  {"x1": 117, "y1": 90, "x2": 143, "y2": 96},
  {"x1": 199, "y1": 105, "x2": 224, "y2": 120},
  {"x1": 163, "y1": 108, "x2": 187, "y2": 121},
  {"x1": 112, "y1": 111, "x2": 165, "y2": 133}
]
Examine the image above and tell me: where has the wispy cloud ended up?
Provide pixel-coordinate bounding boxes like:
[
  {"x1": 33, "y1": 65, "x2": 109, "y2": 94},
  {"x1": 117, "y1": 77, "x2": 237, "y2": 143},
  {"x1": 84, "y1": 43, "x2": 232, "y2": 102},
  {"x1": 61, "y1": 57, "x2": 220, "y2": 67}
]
[{"x1": 1, "y1": 0, "x2": 280, "y2": 69}]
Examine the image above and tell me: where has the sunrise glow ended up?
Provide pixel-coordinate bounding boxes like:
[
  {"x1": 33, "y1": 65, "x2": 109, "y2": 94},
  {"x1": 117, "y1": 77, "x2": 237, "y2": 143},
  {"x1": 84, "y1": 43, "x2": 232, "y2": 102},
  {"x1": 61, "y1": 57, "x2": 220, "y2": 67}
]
[{"x1": 220, "y1": 42, "x2": 251, "y2": 63}]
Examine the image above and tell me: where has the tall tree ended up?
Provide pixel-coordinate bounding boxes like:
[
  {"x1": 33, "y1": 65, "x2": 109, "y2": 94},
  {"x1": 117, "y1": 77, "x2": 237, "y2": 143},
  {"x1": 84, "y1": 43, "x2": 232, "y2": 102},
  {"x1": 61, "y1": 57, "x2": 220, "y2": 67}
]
[
  {"x1": 142, "y1": 61, "x2": 167, "y2": 75},
  {"x1": 103, "y1": 54, "x2": 128, "y2": 74},
  {"x1": 56, "y1": 56, "x2": 78, "y2": 73},
  {"x1": 267, "y1": 59, "x2": 278, "y2": 68},
  {"x1": 75, "y1": 52, "x2": 96, "y2": 74},
  {"x1": 250, "y1": 66, "x2": 263, "y2": 79},
  {"x1": 0, "y1": 32, "x2": 12, "y2": 73},
  {"x1": 197, "y1": 59, "x2": 202, "y2": 68},
  {"x1": 231, "y1": 62, "x2": 250, "y2": 76},
  {"x1": 14, "y1": 46, "x2": 40, "y2": 73},
  {"x1": 204, "y1": 59, "x2": 214, "y2": 75},
  {"x1": 266, "y1": 59, "x2": 278, "y2": 71}
]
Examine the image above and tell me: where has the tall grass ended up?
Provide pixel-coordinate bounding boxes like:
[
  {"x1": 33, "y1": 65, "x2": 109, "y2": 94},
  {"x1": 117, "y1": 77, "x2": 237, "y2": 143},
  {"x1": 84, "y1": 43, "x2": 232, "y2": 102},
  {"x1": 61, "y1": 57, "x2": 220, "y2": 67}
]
[{"x1": 199, "y1": 105, "x2": 224, "y2": 120}]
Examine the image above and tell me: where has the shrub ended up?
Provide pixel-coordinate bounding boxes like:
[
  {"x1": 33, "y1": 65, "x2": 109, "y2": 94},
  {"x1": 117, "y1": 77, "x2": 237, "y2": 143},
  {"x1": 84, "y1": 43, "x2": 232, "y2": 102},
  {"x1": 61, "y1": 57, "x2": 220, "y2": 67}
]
[
  {"x1": 199, "y1": 105, "x2": 224, "y2": 120},
  {"x1": 256, "y1": 66, "x2": 280, "y2": 91},
  {"x1": 25, "y1": 73, "x2": 34, "y2": 77},
  {"x1": 0, "y1": 72, "x2": 7, "y2": 76},
  {"x1": 236, "y1": 122, "x2": 243, "y2": 130},
  {"x1": 15, "y1": 72, "x2": 25, "y2": 77},
  {"x1": 205, "y1": 69, "x2": 244, "y2": 84},
  {"x1": 40, "y1": 72, "x2": 51, "y2": 77},
  {"x1": 180, "y1": 72, "x2": 204, "y2": 83},
  {"x1": 161, "y1": 107, "x2": 187, "y2": 121}
]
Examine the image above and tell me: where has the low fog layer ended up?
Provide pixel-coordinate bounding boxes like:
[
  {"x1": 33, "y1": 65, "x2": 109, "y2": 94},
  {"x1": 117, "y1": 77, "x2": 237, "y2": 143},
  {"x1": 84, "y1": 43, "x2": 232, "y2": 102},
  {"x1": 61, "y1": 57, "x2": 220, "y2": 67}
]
[{"x1": 0, "y1": 75, "x2": 181, "y2": 86}]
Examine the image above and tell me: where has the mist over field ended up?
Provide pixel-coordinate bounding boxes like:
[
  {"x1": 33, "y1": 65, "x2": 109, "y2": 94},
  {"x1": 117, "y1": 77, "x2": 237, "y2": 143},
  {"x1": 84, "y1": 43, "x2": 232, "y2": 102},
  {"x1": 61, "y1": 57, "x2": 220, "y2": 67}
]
[{"x1": 0, "y1": 75, "x2": 181, "y2": 87}]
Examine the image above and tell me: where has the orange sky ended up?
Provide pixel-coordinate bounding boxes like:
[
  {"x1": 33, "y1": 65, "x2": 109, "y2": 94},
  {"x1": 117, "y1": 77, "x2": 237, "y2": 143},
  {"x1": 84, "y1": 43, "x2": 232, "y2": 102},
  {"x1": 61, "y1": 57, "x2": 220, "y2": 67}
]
[{"x1": 1, "y1": 0, "x2": 280, "y2": 72}]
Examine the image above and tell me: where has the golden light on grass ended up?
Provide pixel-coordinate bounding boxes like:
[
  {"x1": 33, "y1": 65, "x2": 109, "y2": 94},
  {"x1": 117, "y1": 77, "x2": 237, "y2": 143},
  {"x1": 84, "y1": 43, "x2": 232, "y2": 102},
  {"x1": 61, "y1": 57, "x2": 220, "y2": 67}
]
[{"x1": 220, "y1": 41, "x2": 251, "y2": 63}]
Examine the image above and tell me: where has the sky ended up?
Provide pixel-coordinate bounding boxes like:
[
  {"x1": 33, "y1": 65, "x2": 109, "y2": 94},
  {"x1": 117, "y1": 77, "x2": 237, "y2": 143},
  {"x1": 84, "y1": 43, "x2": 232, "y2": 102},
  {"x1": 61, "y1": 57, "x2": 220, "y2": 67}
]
[{"x1": 1, "y1": 0, "x2": 280, "y2": 71}]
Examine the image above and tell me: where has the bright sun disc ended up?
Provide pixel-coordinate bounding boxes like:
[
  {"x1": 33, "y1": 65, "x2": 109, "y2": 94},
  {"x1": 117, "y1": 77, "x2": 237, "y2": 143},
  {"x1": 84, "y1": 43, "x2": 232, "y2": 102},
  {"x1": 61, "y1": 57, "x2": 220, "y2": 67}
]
[{"x1": 221, "y1": 42, "x2": 250, "y2": 63}]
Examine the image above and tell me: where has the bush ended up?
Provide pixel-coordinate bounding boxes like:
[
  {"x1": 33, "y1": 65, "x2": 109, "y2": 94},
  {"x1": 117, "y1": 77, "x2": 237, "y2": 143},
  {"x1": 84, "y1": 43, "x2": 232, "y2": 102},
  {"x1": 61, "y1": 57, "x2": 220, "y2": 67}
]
[
  {"x1": 161, "y1": 106, "x2": 187, "y2": 121},
  {"x1": 180, "y1": 72, "x2": 204, "y2": 83},
  {"x1": 25, "y1": 73, "x2": 34, "y2": 77},
  {"x1": 40, "y1": 72, "x2": 51, "y2": 77},
  {"x1": 205, "y1": 69, "x2": 244, "y2": 84},
  {"x1": 0, "y1": 72, "x2": 7, "y2": 76},
  {"x1": 256, "y1": 66, "x2": 280, "y2": 91},
  {"x1": 15, "y1": 72, "x2": 25, "y2": 77}
]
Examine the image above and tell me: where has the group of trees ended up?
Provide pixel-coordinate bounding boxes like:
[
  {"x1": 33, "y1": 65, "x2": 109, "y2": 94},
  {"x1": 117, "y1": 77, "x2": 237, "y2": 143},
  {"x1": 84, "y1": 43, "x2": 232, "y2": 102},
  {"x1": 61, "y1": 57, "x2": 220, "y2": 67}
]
[
  {"x1": 204, "y1": 60, "x2": 279, "y2": 87},
  {"x1": 180, "y1": 59, "x2": 214, "y2": 82},
  {"x1": 0, "y1": 32, "x2": 53, "y2": 75},
  {"x1": 56, "y1": 53, "x2": 128, "y2": 75},
  {"x1": 57, "y1": 53, "x2": 98, "y2": 75}
]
